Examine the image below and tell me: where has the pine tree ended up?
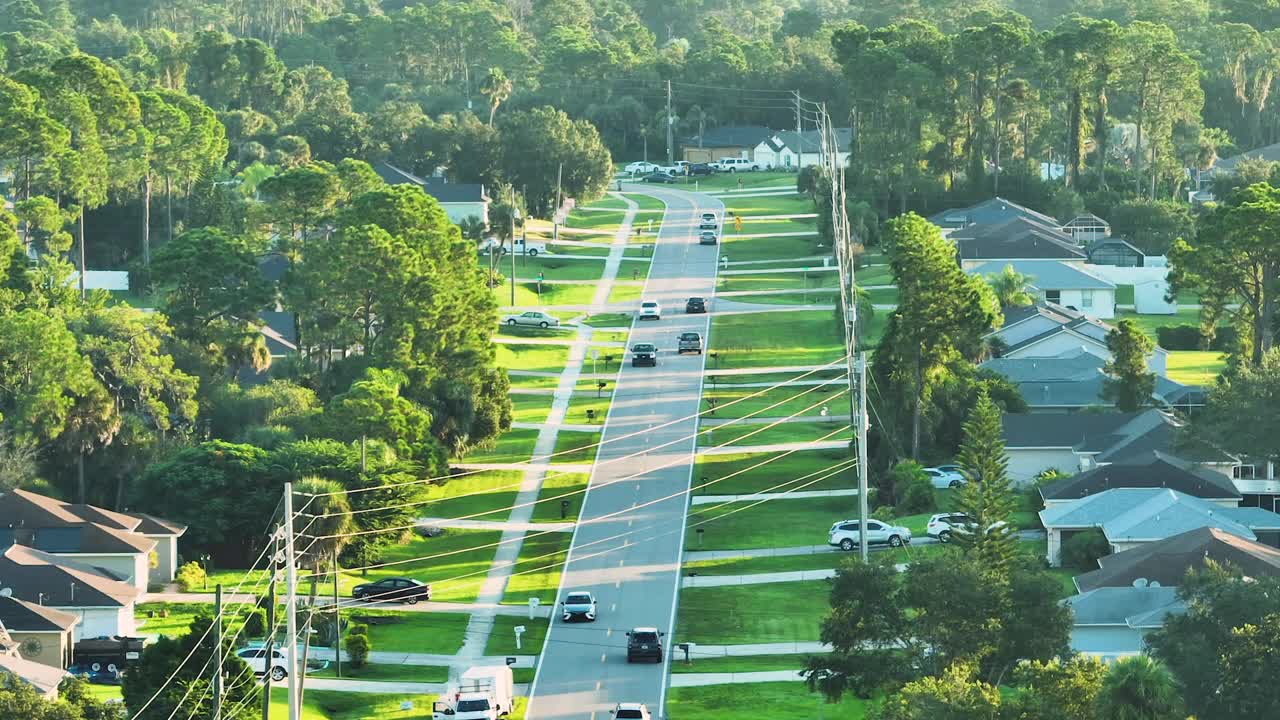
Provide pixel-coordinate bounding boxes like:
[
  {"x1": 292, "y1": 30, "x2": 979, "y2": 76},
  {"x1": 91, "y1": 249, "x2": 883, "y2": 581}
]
[
  {"x1": 951, "y1": 389, "x2": 1018, "y2": 577},
  {"x1": 1102, "y1": 319, "x2": 1156, "y2": 411}
]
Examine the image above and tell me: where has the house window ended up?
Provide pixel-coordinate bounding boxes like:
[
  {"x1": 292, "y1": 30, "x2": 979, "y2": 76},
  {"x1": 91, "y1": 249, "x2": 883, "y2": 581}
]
[
  {"x1": 1234, "y1": 464, "x2": 1258, "y2": 480},
  {"x1": 1045, "y1": 290, "x2": 1061, "y2": 304},
  {"x1": 1081, "y1": 290, "x2": 1093, "y2": 308}
]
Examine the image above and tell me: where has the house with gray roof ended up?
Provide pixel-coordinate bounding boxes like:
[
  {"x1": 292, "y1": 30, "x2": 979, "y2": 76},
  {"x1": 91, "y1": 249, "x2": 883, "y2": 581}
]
[
  {"x1": 1001, "y1": 409, "x2": 1238, "y2": 484},
  {"x1": 1211, "y1": 140, "x2": 1280, "y2": 175},
  {"x1": 1065, "y1": 585, "x2": 1185, "y2": 659},
  {"x1": 0, "y1": 651, "x2": 73, "y2": 700},
  {"x1": 980, "y1": 350, "x2": 1202, "y2": 412},
  {"x1": 375, "y1": 162, "x2": 490, "y2": 227},
  {"x1": 971, "y1": 260, "x2": 1116, "y2": 318},
  {"x1": 927, "y1": 197, "x2": 1063, "y2": 232},
  {"x1": 986, "y1": 301, "x2": 1169, "y2": 376},
  {"x1": 1039, "y1": 487, "x2": 1280, "y2": 567},
  {"x1": 752, "y1": 129, "x2": 852, "y2": 170},
  {"x1": 0, "y1": 597, "x2": 78, "y2": 670},
  {"x1": 681, "y1": 126, "x2": 776, "y2": 164},
  {"x1": 0, "y1": 545, "x2": 139, "y2": 641},
  {"x1": 1040, "y1": 451, "x2": 1242, "y2": 507},
  {"x1": 1074, "y1": 526, "x2": 1280, "y2": 593},
  {"x1": 951, "y1": 217, "x2": 1087, "y2": 269},
  {"x1": 1086, "y1": 237, "x2": 1146, "y2": 268}
]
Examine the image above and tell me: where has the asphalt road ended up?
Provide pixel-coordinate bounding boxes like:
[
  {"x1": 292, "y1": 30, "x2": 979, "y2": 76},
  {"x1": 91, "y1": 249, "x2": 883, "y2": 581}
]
[{"x1": 526, "y1": 185, "x2": 723, "y2": 720}]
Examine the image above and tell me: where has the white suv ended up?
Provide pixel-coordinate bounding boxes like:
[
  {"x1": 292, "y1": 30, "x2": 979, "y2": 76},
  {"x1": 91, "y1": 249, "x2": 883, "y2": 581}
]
[
  {"x1": 926, "y1": 513, "x2": 1009, "y2": 543},
  {"x1": 639, "y1": 301, "x2": 661, "y2": 320},
  {"x1": 828, "y1": 519, "x2": 911, "y2": 551},
  {"x1": 712, "y1": 157, "x2": 762, "y2": 173},
  {"x1": 236, "y1": 647, "x2": 289, "y2": 681}
]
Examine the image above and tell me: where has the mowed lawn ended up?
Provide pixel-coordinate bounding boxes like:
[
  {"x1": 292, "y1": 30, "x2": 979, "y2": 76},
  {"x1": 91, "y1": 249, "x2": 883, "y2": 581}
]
[
  {"x1": 461, "y1": 428, "x2": 539, "y2": 463},
  {"x1": 722, "y1": 194, "x2": 815, "y2": 216},
  {"x1": 1168, "y1": 350, "x2": 1227, "y2": 385},
  {"x1": 419, "y1": 470, "x2": 521, "y2": 521},
  {"x1": 693, "y1": 448, "x2": 855, "y2": 495},
  {"x1": 718, "y1": 270, "x2": 838, "y2": 294},
  {"x1": 678, "y1": 581, "x2": 830, "y2": 644},
  {"x1": 698, "y1": 420, "x2": 849, "y2": 449},
  {"x1": 335, "y1": 530, "x2": 502, "y2": 603},
  {"x1": 531, "y1": 472, "x2": 591, "y2": 523},
  {"x1": 510, "y1": 393, "x2": 554, "y2": 423},
  {"x1": 349, "y1": 609, "x2": 470, "y2": 655},
  {"x1": 722, "y1": 232, "x2": 828, "y2": 262},
  {"x1": 501, "y1": 530, "x2": 573, "y2": 605},
  {"x1": 708, "y1": 311, "x2": 845, "y2": 368},
  {"x1": 667, "y1": 683, "x2": 869, "y2": 720},
  {"x1": 495, "y1": 343, "x2": 570, "y2": 373},
  {"x1": 701, "y1": 383, "x2": 847, "y2": 420},
  {"x1": 685, "y1": 494, "x2": 858, "y2": 550}
]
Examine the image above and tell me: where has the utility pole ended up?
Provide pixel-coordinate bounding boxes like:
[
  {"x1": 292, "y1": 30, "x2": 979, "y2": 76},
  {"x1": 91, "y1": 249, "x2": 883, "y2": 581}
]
[
  {"x1": 283, "y1": 483, "x2": 300, "y2": 720},
  {"x1": 213, "y1": 584, "x2": 223, "y2": 719},
  {"x1": 553, "y1": 162, "x2": 563, "y2": 244},
  {"x1": 333, "y1": 549, "x2": 341, "y2": 678},
  {"x1": 665, "y1": 80, "x2": 674, "y2": 167},
  {"x1": 857, "y1": 352, "x2": 870, "y2": 562},
  {"x1": 262, "y1": 576, "x2": 275, "y2": 720},
  {"x1": 794, "y1": 90, "x2": 802, "y2": 133},
  {"x1": 509, "y1": 186, "x2": 517, "y2": 307}
]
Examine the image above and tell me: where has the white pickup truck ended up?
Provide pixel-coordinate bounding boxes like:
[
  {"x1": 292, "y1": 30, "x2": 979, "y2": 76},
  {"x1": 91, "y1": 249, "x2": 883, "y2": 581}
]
[
  {"x1": 433, "y1": 665, "x2": 514, "y2": 720},
  {"x1": 479, "y1": 238, "x2": 548, "y2": 256}
]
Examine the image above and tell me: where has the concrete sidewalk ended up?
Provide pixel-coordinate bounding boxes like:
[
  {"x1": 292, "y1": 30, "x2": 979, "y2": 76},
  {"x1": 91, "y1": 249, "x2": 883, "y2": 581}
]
[
  {"x1": 685, "y1": 545, "x2": 838, "y2": 562},
  {"x1": 364, "y1": 651, "x2": 537, "y2": 667},
  {"x1": 687, "y1": 642, "x2": 831, "y2": 657},
  {"x1": 720, "y1": 266, "x2": 837, "y2": 276},
  {"x1": 683, "y1": 569, "x2": 837, "y2": 587},
  {"x1": 512, "y1": 421, "x2": 603, "y2": 432},
  {"x1": 492, "y1": 336, "x2": 626, "y2": 348},
  {"x1": 710, "y1": 302, "x2": 836, "y2": 315},
  {"x1": 723, "y1": 230, "x2": 818, "y2": 239},
  {"x1": 417, "y1": 517, "x2": 575, "y2": 533},
  {"x1": 691, "y1": 488, "x2": 858, "y2": 506},
  {"x1": 669, "y1": 671, "x2": 803, "y2": 687},
  {"x1": 724, "y1": 256, "x2": 830, "y2": 267},
  {"x1": 705, "y1": 364, "x2": 848, "y2": 376},
  {"x1": 312, "y1": 598, "x2": 548, "y2": 617},
  {"x1": 699, "y1": 415, "x2": 850, "y2": 427},
  {"x1": 699, "y1": 440, "x2": 849, "y2": 455},
  {"x1": 450, "y1": 462, "x2": 595, "y2": 474}
]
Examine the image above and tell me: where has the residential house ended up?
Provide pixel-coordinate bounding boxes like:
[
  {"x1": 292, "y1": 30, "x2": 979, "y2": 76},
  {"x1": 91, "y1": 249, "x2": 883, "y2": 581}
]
[
  {"x1": 0, "y1": 545, "x2": 139, "y2": 641},
  {"x1": 680, "y1": 126, "x2": 775, "y2": 164},
  {"x1": 0, "y1": 597, "x2": 78, "y2": 669},
  {"x1": 1065, "y1": 585, "x2": 1184, "y2": 660},
  {"x1": 1210, "y1": 140, "x2": 1280, "y2": 176},
  {"x1": 1039, "y1": 451, "x2": 1242, "y2": 508},
  {"x1": 980, "y1": 351, "x2": 1202, "y2": 413},
  {"x1": 1086, "y1": 238, "x2": 1146, "y2": 268},
  {"x1": 970, "y1": 260, "x2": 1116, "y2": 318},
  {"x1": 986, "y1": 302, "x2": 1169, "y2": 375},
  {"x1": 1038, "y1": 487, "x2": 1280, "y2": 566},
  {"x1": 752, "y1": 129, "x2": 852, "y2": 169},
  {"x1": 375, "y1": 162, "x2": 490, "y2": 227},
  {"x1": 1000, "y1": 409, "x2": 1238, "y2": 484},
  {"x1": 0, "y1": 489, "x2": 187, "y2": 589},
  {"x1": 0, "y1": 630, "x2": 72, "y2": 700},
  {"x1": 1074, "y1": 526, "x2": 1280, "y2": 593},
  {"x1": 950, "y1": 218, "x2": 1088, "y2": 269},
  {"x1": 926, "y1": 197, "x2": 1063, "y2": 233},
  {"x1": 1063, "y1": 214, "x2": 1111, "y2": 244}
]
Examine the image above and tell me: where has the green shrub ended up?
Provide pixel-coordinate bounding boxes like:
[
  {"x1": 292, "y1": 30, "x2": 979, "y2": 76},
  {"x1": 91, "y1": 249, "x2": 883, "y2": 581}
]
[
  {"x1": 344, "y1": 632, "x2": 370, "y2": 668},
  {"x1": 898, "y1": 478, "x2": 936, "y2": 515},
  {"x1": 241, "y1": 607, "x2": 267, "y2": 637},
  {"x1": 175, "y1": 561, "x2": 207, "y2": 592},
  {"x1": 1060, "y1": 529, "x2": 1111, "y2": 571}
]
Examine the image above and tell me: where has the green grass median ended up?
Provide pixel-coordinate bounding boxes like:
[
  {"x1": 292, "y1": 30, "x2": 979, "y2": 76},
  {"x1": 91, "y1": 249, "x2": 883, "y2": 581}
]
[
  {"x1": 708, "y1": 311, "x2": 844, "y2": 369},
  {"x1": 677, "y1": 581, "x2": 830, "y2": 644},
  {"x1": 685, "y1": 494, "x2": 857, "y2": 550}
]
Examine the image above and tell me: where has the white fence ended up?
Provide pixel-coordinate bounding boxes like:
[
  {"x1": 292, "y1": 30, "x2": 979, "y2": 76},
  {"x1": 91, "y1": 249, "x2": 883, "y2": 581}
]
[{"x1": 1084, "y1": 262, "x2": 1175, "y2": 315}]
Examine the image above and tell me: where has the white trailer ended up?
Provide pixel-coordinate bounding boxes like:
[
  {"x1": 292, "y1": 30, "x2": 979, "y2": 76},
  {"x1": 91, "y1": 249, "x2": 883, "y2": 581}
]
[{"x1": 433, "y1": 665, "x2": 514, "y2": 720}]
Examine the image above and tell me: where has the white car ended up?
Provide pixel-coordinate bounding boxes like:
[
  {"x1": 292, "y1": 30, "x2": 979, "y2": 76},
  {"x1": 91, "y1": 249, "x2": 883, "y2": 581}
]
[
  {"x1": 612, "y1": 703, "x2": 652, "y2": 720},
  {"x1": 625, "y1": 161, "x2": 660, "y2": 174},
  {"x1": 655, "y1": 164, "x2": 682, "y2": 175},
  {"x1": 561, "y1": 590, "x2": 598, "y2": 622},
  {"x1": 639, "y1": 301, "x2": 661, "y2": 320},
  {"x1": 924, "y1": 467, "x2": 966, "y2": 489},
  {"x1": 711, "y1": 157, "x2": 762, "y2": 172},
  {"x1": 926, "y1": 513, "x2": 1009, "y2": 543},
  {"x1": 504, "y1": 311, "x2": 559, "y2": 329},
  {"x1": 236, "y1": 647, "x2": 289, "y2": 681},
  {"x1": 828, "y1": 519, "x2": 911, "y2": 551}
]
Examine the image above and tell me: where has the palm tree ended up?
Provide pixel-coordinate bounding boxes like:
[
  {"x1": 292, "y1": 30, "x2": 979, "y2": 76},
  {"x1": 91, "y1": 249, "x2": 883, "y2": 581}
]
[
  {"x1": 1095, "y1": 656, "x2": 1184, "y2": 720},
  {"x1": 480, "y1": 67, "x2": 512, "y2": 127},
  {"x1": 986, "y1": 264, "x2": 1036, "y2": 308},
  {"x1": 685, "y1": 104, "x2": 715, "y2": 147}
]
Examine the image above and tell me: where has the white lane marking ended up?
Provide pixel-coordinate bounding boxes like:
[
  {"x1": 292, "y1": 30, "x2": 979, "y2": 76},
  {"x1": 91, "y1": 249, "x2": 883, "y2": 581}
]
[
  {"x1": 610, "y1": 604, "x2": 617, "y2": 613},
  {"x1": 600, "y1": 654, "x2": 606, "y2": 663},
  {"x1": 615, "y1": 580, "x2": 621, "y2": 588},
  {"x1": 607, "y1": 626, "x2": 613, "y2": 636}
]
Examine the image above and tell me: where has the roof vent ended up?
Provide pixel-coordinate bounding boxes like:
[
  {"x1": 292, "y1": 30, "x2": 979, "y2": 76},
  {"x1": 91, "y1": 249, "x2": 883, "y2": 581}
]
[{"x1": 1150, "y1": 580, "x2": 1161, "y2": 587}]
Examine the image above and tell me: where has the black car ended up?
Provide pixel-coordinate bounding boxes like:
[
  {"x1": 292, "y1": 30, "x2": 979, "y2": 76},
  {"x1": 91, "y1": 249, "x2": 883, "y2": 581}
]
[
  {"x1": 626, "y1": 627, "x2": 664, "y2": 663},
  {"x1": 631, "y1": 343, "x2": 657, "y2": 367},
  {"x1": 687, "y1": 163, "x2": 717, "y2": 176},
  {"x1": 685, "y1": 297, "x2": 706, "y2": 313},
  {"x1": 642, "y1": 172, "x2": 678, "y2": 184},
  {"x1": 352, "y1": 577, "x2": 431, "y2": 604}
]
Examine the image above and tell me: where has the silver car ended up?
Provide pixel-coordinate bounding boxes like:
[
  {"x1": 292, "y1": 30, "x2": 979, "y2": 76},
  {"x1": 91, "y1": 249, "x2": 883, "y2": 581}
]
[
  {"x1": 504, "y1": 311, "x2": 560, "y2": 329},
  {"x1": 828, "y1": 519, "x2": 912, "y2": 551},
  {"x1": 561, "y1": 590, "x2": 597, "y2": 622}
]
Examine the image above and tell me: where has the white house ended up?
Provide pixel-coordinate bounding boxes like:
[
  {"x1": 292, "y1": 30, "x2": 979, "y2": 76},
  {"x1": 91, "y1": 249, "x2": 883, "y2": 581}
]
[
  {"x1": 375, "y1": 162, "x2": 491, "y2": 227},
  {"x1": 970, "y1": 260, "x2": 1117, "y2": 319},
  {"x1": 752, "y1": 129, "x2": 851, "y2": 169},
  {"x1": 1066, "y1": 586, "x2": 1183, "y2": 660},
  {"x1": 0, "y1": 545, "x2": 139, "y2": 641},
  {"x1": 987, "y1": 302, "x2": 1169, "y2": 376}
]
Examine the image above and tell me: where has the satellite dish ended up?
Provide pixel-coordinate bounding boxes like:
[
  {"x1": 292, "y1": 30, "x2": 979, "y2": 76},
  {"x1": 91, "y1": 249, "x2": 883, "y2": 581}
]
[
  {"x1": 1132, "y1": 578, "x2": 1148, "y2": 588},
  {"x1": 1150, "y1": 580, "x2": 1161, "y2": 587},
  {"x1": 0, "y1": 588, "x2": 12, "y2": 597}
]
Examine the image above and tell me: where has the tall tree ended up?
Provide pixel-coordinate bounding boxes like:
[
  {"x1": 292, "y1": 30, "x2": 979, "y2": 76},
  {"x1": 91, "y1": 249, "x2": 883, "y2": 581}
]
[
  {"x1": 122, "y1": 614, "x2": 258, "y2": 720},
  {"x1": 1095, "y1": 656, "x2": 1184, "y2": 720},
  {"x1": 1102, "y1": 319, "x2": 1156, "y2": 411},
  {"x1": 479, "y1": 66, "x2": 512, "y2": 127},
  {"x1": 950, "y1": 389, "x2": 1019, "y2": 577},
  {"x1": 1008, "y1": 656, "x2": 1108, "y2": 720},
  {"x1": 498, "y1": 106, "x2": 613, "y2": 216},
  {"x1": 1187, "y1": 349, "x2": 1280, "y2": 503},
  {"x1": 985, "y1": 264, "x2": 1034, "y2": 308},
  {"x1": 1219, "y1": 614, "x2": 1280, "y2": 717},
  {"x1": 877, "y1": 663, "x2": 1003, "y2": 720},
  {"x1": 136, "y1": 91, "x2": 188, "y2": 268},
  {"x1": 0, "y1": 309, "x2": 102, "y2": 447}
]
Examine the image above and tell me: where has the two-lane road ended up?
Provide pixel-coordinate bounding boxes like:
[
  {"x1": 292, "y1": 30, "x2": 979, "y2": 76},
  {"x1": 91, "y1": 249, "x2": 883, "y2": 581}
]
[{"x1": 526, "y1": 186, "x2": 723, "y2": 720}]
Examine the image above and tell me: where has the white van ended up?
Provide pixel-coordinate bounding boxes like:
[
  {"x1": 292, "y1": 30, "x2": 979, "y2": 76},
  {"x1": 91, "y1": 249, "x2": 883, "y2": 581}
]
[
  {"x1": 711, "y1": 157, "x2": 762, "y2": 172},
  {"x1": 433, "y1": 665, "x2": 514, "y2": 720}
]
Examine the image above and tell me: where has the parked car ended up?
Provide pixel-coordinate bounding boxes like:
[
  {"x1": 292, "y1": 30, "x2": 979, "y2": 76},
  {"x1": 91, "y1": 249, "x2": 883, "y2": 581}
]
[
  {"x1": 351, "y1": 576, "x2": 431, "y2": 604},
  {"x1": 626, "y1": 627, "x2": 664, "y2": 663},
  {"x1": 923, "y1": 467, "x2": 966, "y2": 489},
  {"x1": 612, "y1": 703, "x2": 652, "y2": 720},
  {"x1": 236, "y1": 647, "x2": 289, "y2": 681},
  {"x1": 926, "y1": 513, "x2": 1009, "y2": 543},
  {"x1": 631, "y1": 343, "x2": 657, "y2": 367},
  {"x1": 504, "y1": 311, "x2": 559, "y2": 329},
  {"x1": 480, "y1": 238, "x2": 547, "y2": 256},
  {"x1": 711, "y1": 157, "x2": 762, "y2": 172},
  {"x1": 699, "y1": 230, "x2": 718, "y2": 245},
  {"x1": 642, "y1": 172, "x2": 678, "y2": 184},
  {"x1": 561, "y1": 590, "x2": 598, "y2": 622},
  {"x1": 935, "y1": 464, "x2": 964, "y2": 476},
  {"x1": 68, "y1": 663, "x2": 124, "y2": 685},
  {"x1": 687, "y1": 163, "x2": 717, "y2": 176},
  {"x1": 655, "y1": 164, "x2": 682, "y2": 175},
  {"x1": 685, "y1": 297, "x2": 707, "y2": 313},
  {"x1": 639, "y1": 301, "x2": 661, "y2": 320},
  {"x1": 677, "y1": 332, "x2": 703, "y2": 354},
  {"x1": 625, "y1": 161, "x2": 660, "y2": 174},
  {"x1": 828, "y1": 519, "x2": 912, "y2": 551}
]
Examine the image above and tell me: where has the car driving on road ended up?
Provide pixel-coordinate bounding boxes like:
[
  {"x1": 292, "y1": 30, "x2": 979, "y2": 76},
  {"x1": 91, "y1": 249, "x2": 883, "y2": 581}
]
[
  {"x1": 828, "y1": 519, "x2": 911, "y2": 551},
  {"x1": 677, "y1": 332, "x2": 702, "y2": 354},
  {"x1": 351, "y1": 577, "x2": 431, "y2": 603},
  {"x1": 639, "y1": 301, "x2": 661, "y2": 320},
  {"x1": 630, "y1": 343, "x2": 657, "y2": 367},
  {"x1": 699, "y1": 230, "x2": 718, "y2": 245},
  {"x1": 642, "y1": 172, "x2": 678, "y2": 184},
  {"x1": 561, "y1": 591, "x2": 597, "y2": 622},
  {"x1": 612, "y1": 703, "x2": 652, "y2": 720},
  {"x1": 504, "y1": 311, "x2": 559, "y2": 329},
  {"x1": 685, "y1": 297, "x2": 707, "y2": 313},
  {"x1": 626, "y1": 627, "x2": 664, "y2": 663}
]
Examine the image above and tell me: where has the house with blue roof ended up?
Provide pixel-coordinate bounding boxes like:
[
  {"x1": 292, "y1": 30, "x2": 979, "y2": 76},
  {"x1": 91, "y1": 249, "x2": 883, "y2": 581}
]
[
  {"x1": 980, "y1": 350, "x2": 1202, "y2": 413},
  {"x1": 1065, "y1": 585, "x2": 1185, "y2": 660},
  {"x1": 970, "y1": 260, "x2": 1117, "y2": 318}
]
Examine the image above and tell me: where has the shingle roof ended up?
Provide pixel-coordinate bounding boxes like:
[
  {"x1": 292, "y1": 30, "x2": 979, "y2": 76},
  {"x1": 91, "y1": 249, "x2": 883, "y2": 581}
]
[
  {"x1": 0, "y1": 545, "x2": 139, "y2": 607},
  {"x1": 1212, "y1": 141, "x2": 1280, "y2": 174},
  {"x1": 422, "y1": 177, "x2": 486, "y2": 203},
  {"x1": 374, "y1": 161, "x2": 426, "y2": 187},
  {"x1": 684, "y1": 126, "x2": 775, "y2": 148},
  {"x1": 123, "y1": 512, "x2": 187, "y2": 537},
  {"x1": 1040, "y1": 487, "x2": 1280, "y2": 543},
  {"x1": 1086, "y1": 237, "x2": 1144, "y2": 257},
  {"x1": 1040, "y1": 451, "x2": 1242, "y2": 502},
  {"x1": 257, "y1": 310, "x2": 297, "y2": 356},
  {"x1": 768, "y1": 129, "x2": 852, "y2": 154},
  {"x1": 0, "y1": 654, "x2": 72, "y2": 697},
  {"x1": 996, "y1": 304, "x2": 1117, "y2": 355},
  {"x1": 1066, "y1": 586, "x2": 1184, "y2": 627},
  {"x1": 928, "y1": 197, "x2": 1063, "y2": 231},
  {"x1": 1075, "y1": 527, "x2": 1280, "y2": 592},
  {"x1": 1002, "y1": 410, "x2": 1151, "y2": 449},
  {"x1": 0, "y1": 597, "x2": 78, "y2": 633},
  {"x1": 952, "y1": 217, "x2": 1087, "y2": 261},
  {"x1": 971, "y1": 260, "x2": 1114, "y2": 290},
  {"x1": 0, "y1": 490, "x2": 159, "y2": 555}
]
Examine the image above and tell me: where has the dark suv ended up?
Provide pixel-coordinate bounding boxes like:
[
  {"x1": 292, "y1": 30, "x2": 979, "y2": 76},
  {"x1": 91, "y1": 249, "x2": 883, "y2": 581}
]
[
  {"x1": 685, "y1": 297, "x2": 706, "y2": 313},
  {"x1": 677, "y1": 332, "x2": 702, "y2": 354},
  {"x1": 631, "y1": 343, "x2": 657, "y2": 367},
  {"x1": 626, "y1": 627, "x2": 664, "y2": 663},
  {"x1": 687, "y1": 163, "x2": 716, "y2": 176}
]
